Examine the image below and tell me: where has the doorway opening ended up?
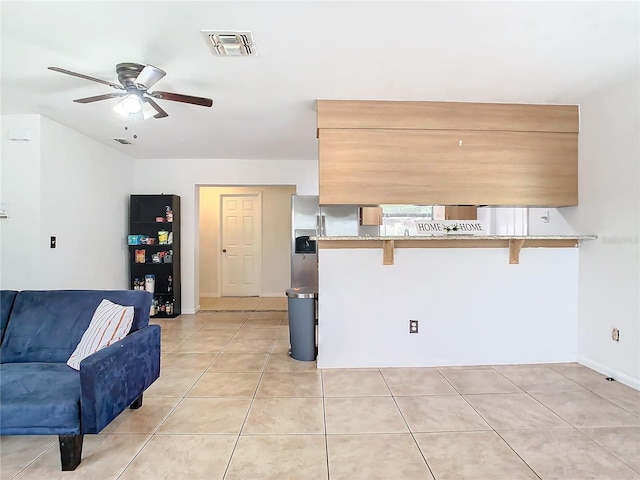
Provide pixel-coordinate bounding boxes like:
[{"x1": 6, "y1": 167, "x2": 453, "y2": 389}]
[{"x1": 197, "y1": 185, "x2": 296, "y2": 303}]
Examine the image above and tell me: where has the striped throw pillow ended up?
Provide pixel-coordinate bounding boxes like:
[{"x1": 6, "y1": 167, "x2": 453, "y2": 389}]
[{"x1": 67, "y1": 299, "x2": 134, "y2": 370}]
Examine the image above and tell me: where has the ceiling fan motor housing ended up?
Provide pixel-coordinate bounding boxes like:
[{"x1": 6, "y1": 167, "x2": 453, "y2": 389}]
[{"x1": 116, "y1": 63, "x2": 145, "y2": 88}]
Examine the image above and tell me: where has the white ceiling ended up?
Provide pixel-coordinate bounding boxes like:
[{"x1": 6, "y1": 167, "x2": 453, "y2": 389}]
[{"x1": 1, "y1": 1, "x2": 638, "y2": 160}]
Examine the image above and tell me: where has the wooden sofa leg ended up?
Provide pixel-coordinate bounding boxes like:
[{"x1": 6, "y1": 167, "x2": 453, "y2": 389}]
[
  {"x1": 130, "y1": 393, "x2": 143, "y2": 409},
  {"x1": 59, "y1": 434, "x2": 83, "y2": 471}
]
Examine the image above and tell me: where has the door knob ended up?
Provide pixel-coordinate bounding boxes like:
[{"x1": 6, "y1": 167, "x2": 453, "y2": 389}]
[{"x1": 222, "y1": 249, "x2": 227, "y2": 253}]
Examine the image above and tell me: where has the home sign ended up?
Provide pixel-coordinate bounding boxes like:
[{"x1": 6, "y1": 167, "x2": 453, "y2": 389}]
[{"x1": 414, "y1": 220, "x2": 485, "y2": 235}]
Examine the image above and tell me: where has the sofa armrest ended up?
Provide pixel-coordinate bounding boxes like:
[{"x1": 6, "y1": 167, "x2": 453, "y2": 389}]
[{"x1": 79, "y1": 325, "x2": 161, "y2": 434}]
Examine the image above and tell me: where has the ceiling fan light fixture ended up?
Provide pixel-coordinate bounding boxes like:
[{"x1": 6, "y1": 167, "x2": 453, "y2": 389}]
[
  {"x1": 113, "y1": 99, "x2": 128, "y2": 118},
  {"x1": 123, "y1": 94, "x2": 142, "y2": 113},
  {"x1": 141, "y1": 99, "x2": 159, "y2": 120},
  {"x1": 113, "y1": 96, "x2": 159, "y2": 120},
  {"x1": 114, "y1": 94, "x2": 145, "y2": 118}
]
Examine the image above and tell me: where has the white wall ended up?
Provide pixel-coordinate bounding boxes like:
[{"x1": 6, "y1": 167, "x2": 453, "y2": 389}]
[
  {"x1": 528, "y1": 208, "x2": 577, "y2": 235},
  {"x1": 0, "y1": 114, "x2": 133, "y2": 290},
  {"x1": 318, "y1": 247, "x2": 579, "y2": 369},
  {"x1": 0, "y1": 115, "x2": 42, "y2": 288},
  {"x1": 199, "y1": 185, "x2": 295, "y2": 297},
  {"x1": 563, "y1": 74, "x2": 640, "y2": 389},
  {"x1": 133, "y1": 158, "x2": 318, "y2": 313}
]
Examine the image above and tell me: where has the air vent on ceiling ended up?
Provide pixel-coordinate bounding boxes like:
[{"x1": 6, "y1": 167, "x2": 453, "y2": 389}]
[
  {"x1": 113, "y1": 138, "x2": 132, "y2": 145},
  {"x1": 202, "y1": 30, "x2": 256, "y2": 56}
]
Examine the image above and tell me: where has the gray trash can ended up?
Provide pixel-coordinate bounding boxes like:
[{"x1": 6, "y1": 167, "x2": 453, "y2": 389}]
[{"x1": 286, "y1": 287, "x2": 317, "y2": 361}]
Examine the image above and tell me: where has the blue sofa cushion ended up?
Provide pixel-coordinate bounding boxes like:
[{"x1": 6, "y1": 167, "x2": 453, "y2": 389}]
[
  {"x1": 0, "y1": 290, "x2": 18, "y2": 345},
  {"x1": 0, "y1": 290, "x2": 151, "y2": 364},
  {"x1": 0, "y1": 363, "x2": 81, "y2": 435}
]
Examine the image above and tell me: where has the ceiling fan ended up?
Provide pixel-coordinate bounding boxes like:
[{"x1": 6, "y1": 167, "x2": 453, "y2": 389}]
[{"x1": 48, "y1": 62, "x2": 213, "y2": 119}]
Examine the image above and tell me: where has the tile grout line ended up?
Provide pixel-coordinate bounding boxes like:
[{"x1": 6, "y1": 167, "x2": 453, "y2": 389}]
[
  {"x1": 131, "y1": 315, "x2": 251, "y2": 478},
  {"x1": 117, "y1": 321, "x2": 237, "y2": 479},
  {"x1": 110, "y1": 382, "x2": 202, "y2": 478},
  {"x1": 8, "y1": 441, "x2": 57, "y2": 480},
  {"x1": 486, "y1": 367, "x2": 574, "y2": 429},
  {"x1": 320, "y1": 369, "x2": 331, "y2": 480},
  {"x1": 486, "y1": 363, "x2": 638, "y2": 461},
  {"x1": 491, "y1": 429, "x2": 543, "y2": 480},
  {"x1": 549, "y1": 365, "x2": 640, "y2": 418},
  {"x1": 378, "y1": 368, "x2": 437, "y2": 480},
  {"x1": 113, "y1": 431, "x2": 158, "y2": 480},
  {"x1": 179, "y1": 324, "x2": 243, "y2": 398},
  {"x1": 435, "y1": 367, "x2": 548, "y2": 479},
  {"x1": 577, "y1": 428, "x2": 640, "y2": 475},
  {"x1": 446, "y1": 368, "x2": 549, "y2": 480},
  {"x1": 220, "y1": 315, "x2": 281, "y2": 479}
]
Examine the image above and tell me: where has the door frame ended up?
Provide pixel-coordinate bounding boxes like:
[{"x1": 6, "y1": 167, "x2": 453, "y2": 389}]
[{"x1": 219, "y1": 192, "x2": 263, "y2": 297}]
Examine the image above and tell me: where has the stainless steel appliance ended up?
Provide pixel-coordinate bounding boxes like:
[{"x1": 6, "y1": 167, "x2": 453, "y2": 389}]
[
  {"x1": 291, "y1": 195, "x2": 319, "y2": 289},
  {"x1": 291, "y1": 195, "x2": 359, "y2": 290}
]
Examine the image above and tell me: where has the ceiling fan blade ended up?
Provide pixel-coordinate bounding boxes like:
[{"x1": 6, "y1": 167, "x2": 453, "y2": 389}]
[
  {"x1": 48, "y1": 67, "x2": 123, "y2": 89},
  {"x1": 143, "y1": 97, "x2": 169, "y2": 118},
  {"x1": 134, "y1": 65, "x2": 166, "y2": 90},
  {"x1": 149, "y1": 91, "x2": 213, "y2": 107},
  {"x1": 73, "y1": 93, "x2": 127, "y2": 103}
]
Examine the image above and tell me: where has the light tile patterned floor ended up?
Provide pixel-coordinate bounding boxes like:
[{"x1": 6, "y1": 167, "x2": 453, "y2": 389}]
[{"x1": 2, "y1": 311, "x2": 640, "y2": 479}]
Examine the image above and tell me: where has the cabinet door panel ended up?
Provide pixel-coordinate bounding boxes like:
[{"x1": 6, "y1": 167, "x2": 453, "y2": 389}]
[
  {"x1": 360, "y1": 207, "x2": 382, "y2": 225},
  {"x1": 445, "y1": 206, "x2": 478, "y2": 220},
  {"x1": 318, "y1": 129, "x2": 577, "y2": 206},
  {"x1": 317, "y1": 100, "x2": 579, "y2": 133}
]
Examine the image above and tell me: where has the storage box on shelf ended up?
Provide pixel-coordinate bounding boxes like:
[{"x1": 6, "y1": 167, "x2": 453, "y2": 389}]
[{"x1": 128, "y1": 194, "x2": 181, "y2": 318}]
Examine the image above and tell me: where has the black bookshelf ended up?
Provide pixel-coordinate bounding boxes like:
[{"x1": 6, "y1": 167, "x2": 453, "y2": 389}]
[{"x1": 128, "y1": 194, "x2": 181, "y2": 318}]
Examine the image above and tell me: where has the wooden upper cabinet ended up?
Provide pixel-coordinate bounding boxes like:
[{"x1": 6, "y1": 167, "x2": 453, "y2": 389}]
[
  {"x1": 319, "y1": 128, "x2": 577, "y2": 206},
  {"x1": 317, "y1": 100, "x2": 579, "y2": 207},
  {"x1": 360, "y1": 207, "x2": 383, "y2": 225},
  {"x1": 317, "y1": 100, "x2": 579, "y2": 133},
  {"x1": 445, "y1": 206, "x2": 478, "y2": 220}
]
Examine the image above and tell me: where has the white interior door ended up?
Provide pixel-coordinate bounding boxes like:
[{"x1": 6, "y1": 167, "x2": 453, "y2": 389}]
[{"x1": 221, "y1": 194, "x2": 262, "y2": 296}]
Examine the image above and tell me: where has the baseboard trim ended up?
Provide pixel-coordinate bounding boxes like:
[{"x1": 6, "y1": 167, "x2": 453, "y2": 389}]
[
  {"x1": 577, "y1": 355, "x2": 640, "y2": 391},
  {"x1": 198, "y1": 294, "x2": 286, "y2": 298}
]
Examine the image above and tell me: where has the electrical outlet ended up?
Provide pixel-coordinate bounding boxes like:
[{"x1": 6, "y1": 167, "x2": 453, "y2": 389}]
[
  {"x1": 50, "y1": 236, "x2": 56, "y2": 248},
  {"x1": 409, "y1": 320, "x2": 419, "y2": 334},
  {"x1": 541, "y1": 210, "x2": 550, "y2": 223},
  {"x1": 612, "y1": 328, "x2": 620, "y2": 342}
]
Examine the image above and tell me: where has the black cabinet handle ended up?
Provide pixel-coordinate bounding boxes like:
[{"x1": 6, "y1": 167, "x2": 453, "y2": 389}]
[{"x1": 222, "y1": 249, "x2": 227, "y2": 253}]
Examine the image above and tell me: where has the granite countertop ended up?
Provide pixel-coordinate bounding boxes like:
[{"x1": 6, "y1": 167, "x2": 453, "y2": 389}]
[{"x1": 315, "y1": 235, "x2": 598, "y2": 241}]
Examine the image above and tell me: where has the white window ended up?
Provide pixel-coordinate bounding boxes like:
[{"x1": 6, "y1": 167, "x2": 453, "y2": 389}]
[{"x1": 380, "y1": 205, "x2": 434, "y2": 236}]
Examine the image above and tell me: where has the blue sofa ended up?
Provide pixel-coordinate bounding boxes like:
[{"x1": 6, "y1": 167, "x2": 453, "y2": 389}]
[{"x1": 0, "y1": 290, "x2": 161, "y2": 471}]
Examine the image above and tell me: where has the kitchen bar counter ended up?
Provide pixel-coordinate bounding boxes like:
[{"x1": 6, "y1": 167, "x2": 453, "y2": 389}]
[
  {"x1": 316, "y1": 234, "x2": 596, "y2": 369},
  {"x1": 315, "y1": 235, "x2": 596, "y2": 240},
  {"x1": 315, "y1": 234, "x2": 597, "y2": 264}
]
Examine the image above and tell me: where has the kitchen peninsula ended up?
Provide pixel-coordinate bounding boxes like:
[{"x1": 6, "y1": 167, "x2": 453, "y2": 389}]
[
  {"x1": 315, "y1": 234, "x2": 596, "y2": 369},
  {"x1": 314, "y1": 99, "x2": 593, "y2": 369}
]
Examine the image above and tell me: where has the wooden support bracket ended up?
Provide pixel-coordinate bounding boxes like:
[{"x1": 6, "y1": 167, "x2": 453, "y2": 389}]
[
  {"x1": 383, "y1": 240, "x2": 394, "y2": 265},
  {"x1": 509, "y1": 239, "x2": 525, "y2": 264}
]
